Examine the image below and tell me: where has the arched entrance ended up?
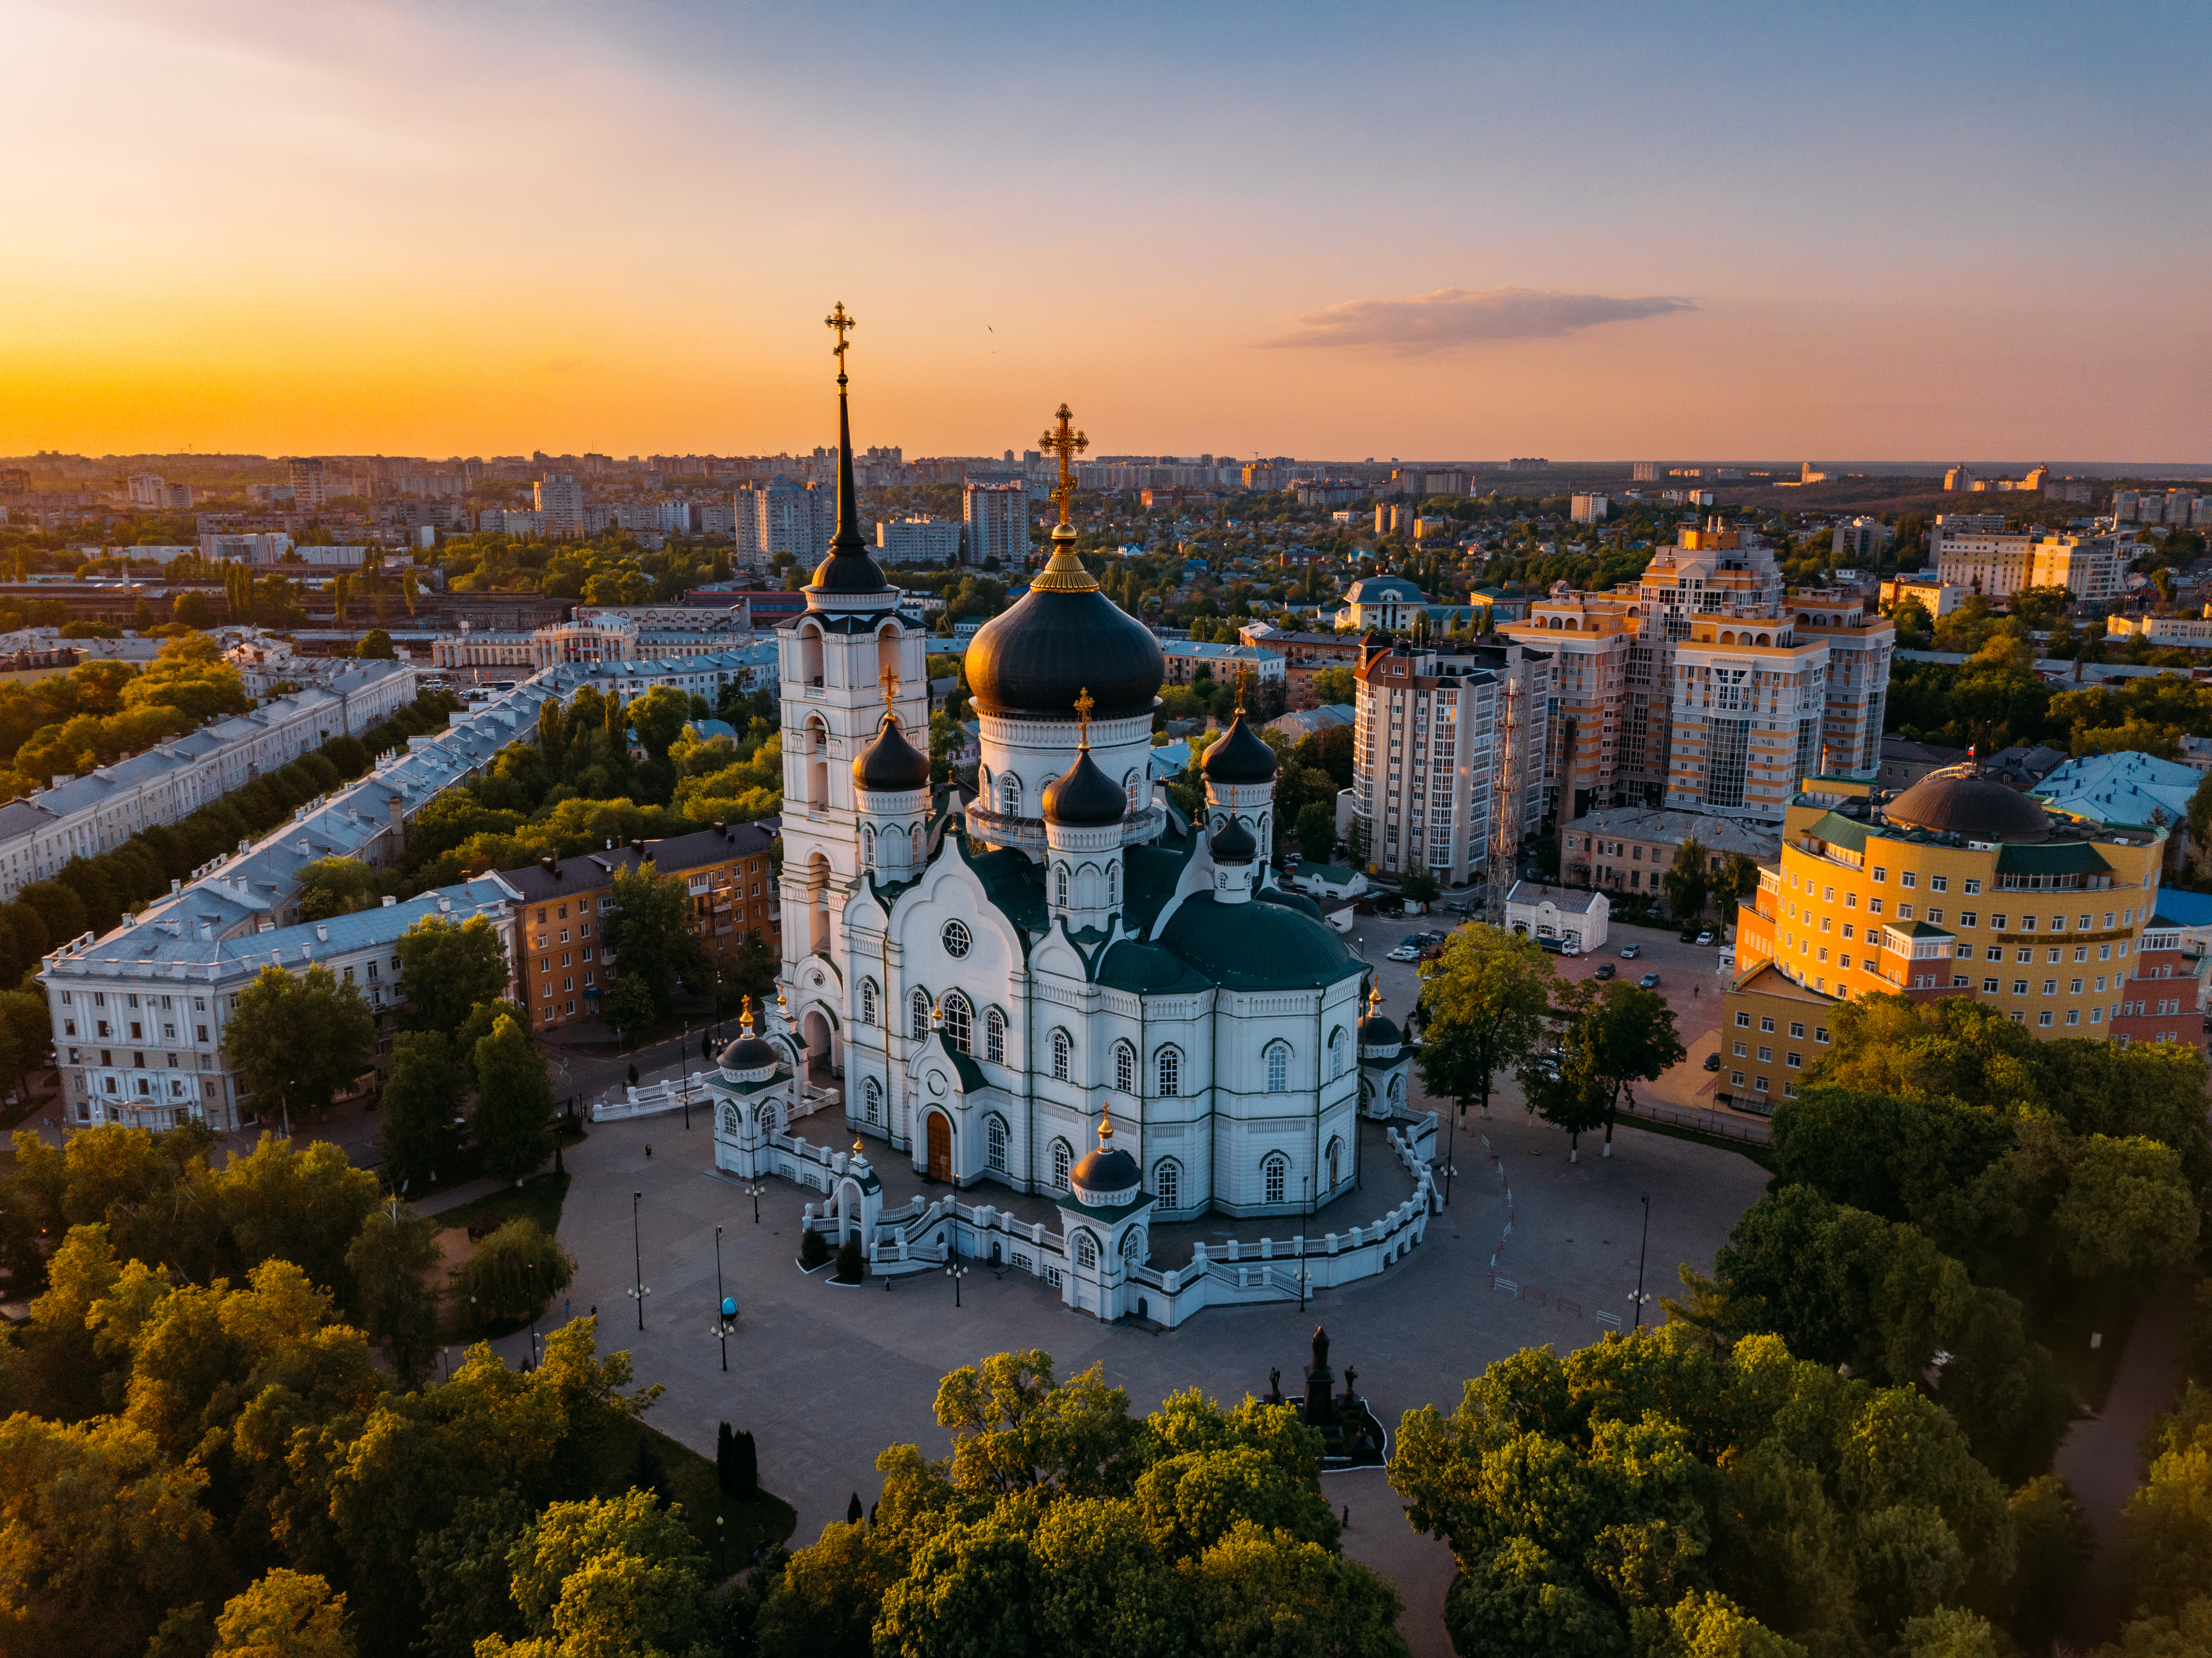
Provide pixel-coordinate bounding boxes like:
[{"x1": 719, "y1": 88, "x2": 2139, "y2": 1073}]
[
  {"x1": 925, "y1": 1111, "x2": 952, "y2": 1183},
  {"x1": 801, "y1": 1008, "x2": 838, "y2": 1083}
]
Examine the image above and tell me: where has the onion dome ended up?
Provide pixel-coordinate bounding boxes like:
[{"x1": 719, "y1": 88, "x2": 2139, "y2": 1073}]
[
  {"x1": 1358, "y1": 985, "x2": 1403, "y2": 1056},
  {"x1": 1043, "y1": 739, "x2": 1126, "y2": 828},
  {"x1": 852, "y1": 714, "x2": 932, "y2": 791},
  {"x1": 1202, "y1": 712, "x2": 1277, "y2": 784},
  {"x1": 1210, "y1": 815, "x2": 1257, "y2": 864},
  {"x1": 1885, "y1": 764, "x2": 2054, "y2": 843},
  {"x1": 1069, "y1": 1113, "x2": 1143, "y2": 1207},
  {"x1": 719, "y1": 1006, "x2": 777, "y2": 1075},
  {"x1": 964, "y1": 548, "x2": 1163, "y2": 719}
]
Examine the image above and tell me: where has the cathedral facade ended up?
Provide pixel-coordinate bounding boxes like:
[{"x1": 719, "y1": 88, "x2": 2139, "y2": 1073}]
[{"x1": 768, "y1": 386, "x2": 1383, "y2": 1225}]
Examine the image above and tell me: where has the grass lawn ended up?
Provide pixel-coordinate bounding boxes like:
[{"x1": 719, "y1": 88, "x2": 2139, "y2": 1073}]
[
  {"x1": 439, "y1": 1169, "x2": 571, "y2": 1237},
  {"x1": 572, "y1": 1407, "x2": 797, "y2": 1573}
]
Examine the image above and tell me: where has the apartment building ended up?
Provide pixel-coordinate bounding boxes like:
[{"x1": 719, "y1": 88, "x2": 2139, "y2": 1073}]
[
  {"x1": 43, "y1": 878, "x2": 516, "y2": 1131},
  {"x1": 1831, "y1": 518, "x2": 1893, "y2": 562},
  {"x1": 1791, "y1": 585, "x2": 1894, "y2": 779},
  {"x1": 1559, "y1": 805, "x2": 1778, "y2": 895},
  {"x1": 2111, "y1": 912, "x2": 2206, "y2": 1048},
  {"x1": 1724, "y1": 768, "x2": 2174, "y2": 1108},
  {"x1": 1932, "y1": 522, "x2": 2130, "y2": 602},
  {"x1": 876, "y1": 516, "x2": 964, "y2": 565},
  {"x1": 961, "y1": 482, "x2": 1028, "y2": 570},
  {"x1": 534, "y1": 474, "x2": 587, "y2": 539},
  {"x1": 1349, "y1": 636, "x2": 1549, "y2": 886},
  {"x1": 1159, "y1": 641, "x2": 1284, "y2": 689},
  {"x1": 1238, "y1": 625, "x2": 1364, "y2": 704},
  {"x1": 499, "y1": 823, "x2": 778, "y2": 1030},
  {"x1": 286, "y1": 458, "x2": 327, "y2": 508},
  {"x1": 735, "y1": 475, "x2": 833, "y2": 563},
  {"x1": 1499, "y1": 588, "x2": 1641, "y2": 821}
]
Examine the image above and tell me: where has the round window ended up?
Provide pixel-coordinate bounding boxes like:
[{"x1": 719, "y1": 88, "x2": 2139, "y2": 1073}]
[{"x1": 942, "y1": 920, "x2": 972, "y2": 959}]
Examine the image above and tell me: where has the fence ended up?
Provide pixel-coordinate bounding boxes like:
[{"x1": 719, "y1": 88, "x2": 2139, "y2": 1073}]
[{"x1": 592, "y1": 1073, "x2": 841, "y2": 1124}]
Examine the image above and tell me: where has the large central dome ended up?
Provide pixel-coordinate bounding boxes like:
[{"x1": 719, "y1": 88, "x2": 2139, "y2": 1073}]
[
  {"x1": 965, "y1": 555, "x2": 1164, "y2": 721},
  {"x1": 1883, "y1": 766, "x2": 2054, "y2": 843}
]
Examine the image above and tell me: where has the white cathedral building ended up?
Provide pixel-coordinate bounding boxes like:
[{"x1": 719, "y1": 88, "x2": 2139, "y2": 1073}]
[{"x1": 735, "y1": 375, "x2": 1407, "y2": 1231}]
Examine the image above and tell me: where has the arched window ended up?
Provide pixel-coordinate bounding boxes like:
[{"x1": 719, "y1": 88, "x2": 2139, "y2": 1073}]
[
  {"x1": 941, "y1": 992, "x2": 972, "y2": 1055},
  {"x1": 1108, "y1": 863, "x2": 1119, "y2": 905},
  {"x1": 1326, "y1": 1134, "x2": 1344, "y2": 1188},
  {"x1": 1263, "y1": 1154, "x2": 1288, "y2": 1206},
  {"x1": 864, "y1": 1077, "x2": 882, "y2": 1125},
  {"x1": 1387, "y1": 1074, "x2": 1404, "y2": 1109},
  {"x1": 1074, "y1": 1230, "x2": 1098, "y2": 1269},
  {"x1": 912, "y1": 823, "x2": 926, "y2": 862},
  {"x1": 1327, "y1": 1027, "x2": 1345, "y2": 1078},
  {"x1": 909, "y1": 990, "x2": 931, "y2": 1040},
  {"x1": 862, "y1": 825, "x2": 875, "y2": 868},
  {"x1": 1054, "y1": 864, "x2": 1069, "y2": 908},
  {"x1": 987, "y1": 1115, "x2": 1008, "y2": 1173},
  {"x1": 1001, "y1": 773, "x2": 1023, "y2": 816},
  {"x1": 860, "y1": 980, "x2": 879, "y2": 1026},
  {"x1": 985, "y1": 1008, "x2": 1006, "y2": 1064},
  {"x1": 1156, "y1": 1046, "x2": 1180, "y2": 1097},
  {"x1": 1265, "y1": 1042, "x2": 1291, "y2": 1093},
  {"x1": 1120, "y1": 1229, "x2": 1143, "y2": 1265},
  {"x1": 1052, "y1": 1030, "x2": 1072, "y2": 1082},
  {"x1": 1152, "y1": 1157, "x2": 1180, "y2": 1209},
  {"x1": 1051, "y1": 1139, "x2": 1072, "y2": 1191},
  {"x1": 1114, "y1": 1041, "x2": 1135, "y2": 1094},
  {"x1": 1124, "y1": 771, "x2": 1141, "y2": 812}
]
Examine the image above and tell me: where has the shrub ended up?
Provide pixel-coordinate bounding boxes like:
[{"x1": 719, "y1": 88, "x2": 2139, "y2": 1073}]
[
  {"x1": 453, "y1": 1216, "x2": 575, "y2": 1328},
  {"x1": 798, "y1": 1228, "x2": 830, "y2": 1270},
  {"x1": 834, "y1": 1236, "x2": 864, "y2": 1283}
]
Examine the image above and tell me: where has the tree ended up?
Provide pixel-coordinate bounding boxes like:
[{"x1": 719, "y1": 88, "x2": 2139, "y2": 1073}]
[
  {"x1": 212, "y1": 1569, "x2": 354, "y2": 1658},
  {"x1": 2051, "y1": 1134, "x2": 2200, "y2": 1283},
  {"x1": 1571, "y1": 980, "x2": 1687, "y2": 1156},
  {"x1": 601, "y1": 862, "x2": 709, "y2": 1016},
  {"x1": 172, "y1": 591, "x2": 216, "y2": 630},
  {"x1": 0, "y1": 987, "x2": 52, "y2": 1095},
  {"x1": 355, "y1": 629, "x2": 395, "y2": 661},
  {"x1": 395, "y1": 914, "x2": 511, "y2": 1035},
  {"x1": 454, "y1": 1216, "x2": 574, "y2": 1328},
  {"x1": 379, "y1": 1031, "x2": 459, "y2": 1193},
  {"x1": 719, "y1": 1424, "x2": 759, "y2": 1500},
  {"x1": 1522, "y1": 1052, "x2": 1611, "y2": 1161},
  {"x1": 297, "y1": 857, "x2": 380, "y2": 922},
  {"x1": 470, "y1": 1014, "x2": 555, "y2": 1185},
  {"x1": 478, "y1": 1491, "x2": 713, "y2": 1658},
  {"x1": 1415, "y1": 926, "x2": 1556, "y2": 1119},
  {"x1": 1400, "y1": 867, "x2": 1441, "y2": 905},
  {"x1": 343, "y1": 1203, "x2": 443, "y2": 1389},
  {"x1": 224, "y1": 964, "x2": 376, "y2": 1127},
  {"x1": 1294, "y1": 801, "x2": 1336, "y2": 861},
  {"x1": 624, "y1": 686, "x2": 692, "y2": 764},
  {"x1": 1661, "y1": 837, "x2": 1710, "y2": 923},
  {"x1": 1720, "y1": 852, "x2": 1762, "y2": 913}
]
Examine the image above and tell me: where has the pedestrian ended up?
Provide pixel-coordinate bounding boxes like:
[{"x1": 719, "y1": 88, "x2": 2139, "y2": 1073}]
[
  {"x1": 646, "y1": 1142, "x2": 653, "y2": 1157},
  {"x1": 1692, "y1": 984, "x2": 1699, "y2": 997}
]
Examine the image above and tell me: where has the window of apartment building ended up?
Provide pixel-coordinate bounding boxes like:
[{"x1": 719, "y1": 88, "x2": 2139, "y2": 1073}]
[
  {"x1": 1814, "y1": 1027, "x2": 1829, "y2": 1043},
  {"x1": 1871, "y1": 867, "x2": 1885, "y2": 882},
  {"x1": 1759, "y1": 1016, "x2": 1775, "y2": 1032},
  {"x1": 1735, "y1": 1012, "x2": 1750, "y2": 1027}
]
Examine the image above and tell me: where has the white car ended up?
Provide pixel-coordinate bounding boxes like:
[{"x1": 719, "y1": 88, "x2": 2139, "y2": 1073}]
[{"x1": 1386, "y1": 944, "x2": 1422, "y2": 962}]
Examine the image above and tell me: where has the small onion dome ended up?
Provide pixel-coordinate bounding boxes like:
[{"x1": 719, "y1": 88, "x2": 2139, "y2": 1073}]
[
  {"x1": 720, "y1": 1011, "x2": 777, "y2": 1075},
  {"x1": 1359, "y1": 986, "x2": 1403, "y2": 1055},
  {"x1": 808, "y1": 544, "x2": 889, "y2": 594},
  {"x1": 852, "y1": 714, "x2": 932, "y2": 791},
  {"x1": 1211, "y1": 815, "x2": 1257, "y2": 864},
  {"x1": 1884, "y1": 765, "x2": 2054, "y2": 843},
  {"x1": 1201, "y1": 713, "x2": 1277, "y2": 784},
  {"x1": 1069, "y1": 1114, "x2": 1143, "y2": 1207},
  {"x1": 1043, "y1": 744, "x2": 1126, "y2": 828}
]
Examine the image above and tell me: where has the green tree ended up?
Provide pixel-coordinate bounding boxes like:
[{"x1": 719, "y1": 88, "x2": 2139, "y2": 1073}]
[
  {"x1": 1522, "y1": 1051, "x2": 1612, "y2": 1161},
  {"x1": 601, "y1": 861, "x2": 709, "y2": 1015},
  {"x1": 453, "y1": 1216, "x2": 574, "y2": 1329},
  {"x1": 0, "y1": 987, "x2": 52, "y2": 1094},
  {"x1": 624, "y1": 686, "x2": 692, "y2": 764},
  {"x1": 343, "y1": 1203, "x2": 443, "y2": 1389},
  {"x1": 1416, "y1": 925, "x2": 1556, "y2": 1119},
  {"x1": 2051, "y1": 1134, "x2": 2200, "y2": 1283},
  {"x1": 1719, "y1": 852, "x2": 1762, "y2": 912},
  {"x1": 470, "y1": 1014, "x2": 555, "y2": 1185},
  {"x1": 212, "y1": 1569, "x2": 354, "y2": 1658},
  {"x1": 172, "y1": 591, "x2": 216, "y2": 630},
  {"x1": 1294, "y1": 801, "x2": 1336, "y2": 861},
  {"x1": 379, "y1": 1031, "x2": 459, "y2": 1194},
  {"x1": 479, "y1": 1490, "x2": 713, "y2": 1658},
  {"x1": 1661, "y1": 837, "x2": 1710, "y2": 924},
  {"x1": 224, "y1": 964, "x2": 376, "y2": 1128},
  {"x1": 1569, "y1": 980, "x2": 1687, "y2": 1156},
  {"x1": 1400, "y1": 867, "x2": 1441, "y2": 905},
  {"x1": 355, "y1": 629, "x2": 395, "y2": 661},
  {"x1": 395, "y1": 913, "x2": 511, "y2": 1035},
  {"x1": 297, "y1": 857, "x2": 380, "y2": 922}
]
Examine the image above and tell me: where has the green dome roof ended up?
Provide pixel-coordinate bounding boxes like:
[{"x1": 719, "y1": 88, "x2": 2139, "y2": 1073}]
[{"x1": 1154, "y1": 891, "x2": 1360, "y2": 990}]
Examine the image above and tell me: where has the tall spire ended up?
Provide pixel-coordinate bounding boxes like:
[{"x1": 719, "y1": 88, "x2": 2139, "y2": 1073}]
[
  {"x1": 1032, "y1": 402, "x2": 1099, "y2": 593},
  {"x1": 826, "y1": 301, "x2": 864, "y2": 555}
]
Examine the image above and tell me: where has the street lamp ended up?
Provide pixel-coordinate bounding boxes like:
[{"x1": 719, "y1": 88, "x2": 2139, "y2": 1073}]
[
  {"x1": 709, "y1": 1296, "x2": 737, "y2": 1370},
  {"x1": 745, "y1": 1180, "x2": 766, "y2": 1223},
  {"x1": 1631, "y1": 1193, "x2": 1651, "y2": 1332},
  {"x1": 526, "y1": 1261, "x2": 539, "y2": 1369},
  {"x1": 945, "y1": 1261, "x2": 968, "y2": 1307},
  {"x1": 1292, "y1": 1259, "x2": 1313, "y2": 1312},
  {"x1": 631, "y1": 1190, "x2": 649, "y2": 1330}
]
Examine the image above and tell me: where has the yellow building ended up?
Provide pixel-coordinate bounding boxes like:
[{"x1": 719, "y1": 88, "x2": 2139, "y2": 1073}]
[{"x1": 1724, "y1": 765, "x2": 2169, "y2": 1109}]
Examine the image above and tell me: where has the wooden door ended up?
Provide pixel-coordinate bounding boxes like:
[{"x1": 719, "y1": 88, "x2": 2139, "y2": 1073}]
[{"x1": 926, "y1": 1112, "x2": 951, "y2": 1182}]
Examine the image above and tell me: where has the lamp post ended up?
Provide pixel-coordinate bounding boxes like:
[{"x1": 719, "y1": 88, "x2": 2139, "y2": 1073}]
[
  {"x1": 631, "y1": 1190, "x2": 648, "y2": 1330},
  {"x1": 745, "y1": 1180, "x2": 766, "y2": 1223},
  {"x1": 945, "y1": 1261, "x2": 967, "y2": 1307},
  {"x1": 709, "y1": 1296, "x2": 736, "y2": 1371},
  {"x1": 1631, "y1": 1193, "x2": 1651, "y2": 1331},
  {"x1": 1293, "y1": 1259, "x2": 1313, "y2": 1312}
]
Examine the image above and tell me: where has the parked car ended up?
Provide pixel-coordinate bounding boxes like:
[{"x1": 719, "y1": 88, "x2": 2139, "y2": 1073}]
[
  {"x1": 1594, "y1": 962, "x2": 1616, "y2": 980},
  {"x1": 1386, "y1": 944, "x2": 1421, "y2": 962},
  {"x1": 1619, "y1": 943, "x2": 1642, "y2": 959},
  {"x1": 1703, "y1": 1052, "x2": 1722, "y2": 1072},
  {"x1": 1444, "y1": 901, "x2": 1472, "y2": 916},
  {"x1": 1678, "y1": 928, "x2": 1699, "y2": 943},
  {"x1": 1696, "y1": 930, "x2": 1716, "y2": 946},
  {"x1": 1559, "y1": 941, "x2": 1581, "y2": 957},
  {"x1": 1638, "y1": 972, "x2": 1661, "y2": 989}
]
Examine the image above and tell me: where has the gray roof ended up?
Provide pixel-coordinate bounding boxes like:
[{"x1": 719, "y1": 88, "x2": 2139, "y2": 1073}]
[
  {"x1": 1560, "y1": 805, "x2": 1779, "y2": 859},
  {"x1": 498, "y1": 823, "x2": 774, "y2": 903},
  {"x1": 1506, "y1": 880, "x2": 1605, "y2": 914}
]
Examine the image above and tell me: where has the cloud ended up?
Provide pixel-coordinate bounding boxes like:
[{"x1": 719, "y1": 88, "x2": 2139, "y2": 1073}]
[{"x1": 1263, "y1": 286, "x2": 1695, "y2": 353}]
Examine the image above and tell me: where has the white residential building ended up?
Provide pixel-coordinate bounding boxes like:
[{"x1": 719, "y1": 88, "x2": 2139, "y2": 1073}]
[
  {"x1": 736, "y1": 475, "x2": 832, "y2": 562},
  {"x1": 1570, "y1": 493, "x2": 1609, "y2": 524},
  {"x1": 535, "y1": 474, "x2": 587, "y2": 538},
  {"x1": 877, "y1": 517, "x2": 965, "y2": 565},
  {"x1": 964, "y1": 482, "x2": 1028, "y2": 569}
]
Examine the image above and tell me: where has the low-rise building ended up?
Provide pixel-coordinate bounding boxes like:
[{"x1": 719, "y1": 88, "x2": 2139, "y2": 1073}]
[
  {"x1": 2031, "y1": 750, "x2": 2203, "y2": 872},
  {"x1": 1503, "y1": 881, "x2": 1608, "y2": 951},
  {"x1": 1881, "y1": 575, "x2": 1967, "y2": 617},
  {"x1": 1240, "y1": 625, "x2": 1364, "y2": 703},
  {"x1": 1716, "y1": 961, "x2": 1839, "y2": 1112},
  {"x1": 1159, "y1": 641, "x2": 1284, "y2": 689},
  {"x1": 2106, "y1": 609, "x2": 2212, "y2": 648},
  {"x1": 1559, "y1": 805, "x2": 1778, "y2": 897},
  {"x1": 1877, "y1": 735, "x2": 1970, "y2": 793}
]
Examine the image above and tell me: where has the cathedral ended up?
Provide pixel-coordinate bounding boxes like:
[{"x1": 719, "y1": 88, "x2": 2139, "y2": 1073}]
[{"x1": 748, "y1": 318, "x2": 1396, "y2": 1227}]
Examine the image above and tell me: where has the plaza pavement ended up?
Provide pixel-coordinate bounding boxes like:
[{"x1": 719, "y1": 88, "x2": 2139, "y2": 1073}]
[{"x1": 464, "y1": 919, "x2": 1771, "y2": 1657}]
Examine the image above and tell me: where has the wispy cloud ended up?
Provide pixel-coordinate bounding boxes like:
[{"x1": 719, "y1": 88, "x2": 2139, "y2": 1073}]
[{"x1": 1263, "y1": 286, "x2": 1695, "y2": 353}]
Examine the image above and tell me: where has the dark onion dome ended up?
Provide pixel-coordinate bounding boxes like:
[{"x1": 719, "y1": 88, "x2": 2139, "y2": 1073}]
[
  {"x1": 719, "y1": 1012, "x2": 777, "y2": 1074},
  {"x1": 1210, "y1": 815, "x2": 1257, "y2": 864},
  {"x1": 1358, "y1": 986, "x2": 1403, "y2": 1053},
  {"x1": 1884, "y1": 765, "x2": 2054, "y2": 843},
  {"x1": 964, "y1": 547, "x2": 1164, "y2": 720},
  {"x1": 1201, "y1": 713, "x2": 1277, "y2": 784},
  {"x1": 852, "y1": 714, "x2": 932, "y2": 791},
  {"x1": 1069, "y1": 1115, "x2": 1143, "y2": 1207},
  {"x1": 1042, "y1": 743, "x2": 1127, "y2": 828}
]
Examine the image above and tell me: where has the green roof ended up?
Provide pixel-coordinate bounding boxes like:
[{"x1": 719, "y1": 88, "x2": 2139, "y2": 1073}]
[
  {"x1": 1154, "y1": 892, "x2": 1361, "y2": 991},
  {"x1": 1994, "y1": 841, "x2": 2112, "y2": 875},
  {"x1": 1257, "y1": 886, "x2": 1326, "y2": 923},
  {"x1": 1297, "y1": 862, "x2": 1360, "y2": 885},
  {"x1": 967, "y1": 843, "x2": 1048, "y2": 936},
  {"x1": 1097, "y1": 939, "x2": 1212, "y2": 994},
  {"x1": 1803, "y1": 811, "x2": 1868, "y2": 852}
]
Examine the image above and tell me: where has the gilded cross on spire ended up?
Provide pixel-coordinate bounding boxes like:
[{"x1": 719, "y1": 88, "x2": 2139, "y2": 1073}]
[
  {"x1": 879, "y1": 662, "x2": 900, "y2": 710},
  {"x1": 1234, "y1": 664, "x2": 1250, "y2": 717},
  {"x1": 826, "y1": 301, "x2": 856, "y2": 385},
  {"x1": 1074, "y1": 687, "x2": 1095, "y2": 746},
  {"x1": 1040, "y1": 402, "x2": 1088, "y2": 530}
]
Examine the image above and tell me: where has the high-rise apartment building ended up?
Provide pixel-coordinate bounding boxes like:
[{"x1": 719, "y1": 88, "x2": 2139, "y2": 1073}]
[
  {"x1": 126, "y1": 473, "x2": 167, "y2": 509},
  {"x1": 1932, "y1": 524, "x2": 2128, "y2": 601},
  {"x1": 1570, "y1": 493, "x2": 1609, "y2": 524},
  {"x1": 876, "y1": 516, "x2": 964, "y2": 565},
  {"x1": 1631, "y1": 462, "x2": 1657, "y2": 482},
  {"x1": 1831, "y1": 517, "x2": 1893, "y2": 564},
  {"x1": 962, "y1": 482, "x2": 1028, "y2": 569},
  {"x1": 286, "y1": 458, "x2": 327, "y2": 508},
  {"x1": 534, "y1": 474, "x2": 586, "y2": 538},
  {"x1": 735, "y1": 475, "x2": 832, "y2": 563}
]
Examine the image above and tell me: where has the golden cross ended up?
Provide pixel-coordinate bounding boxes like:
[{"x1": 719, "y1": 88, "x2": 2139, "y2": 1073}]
[
  {"x1": 1074, "y1": 685, "x2": 1094, "y2": 745},
  {"x1": 1234, "y1": 663, "x2": 1250, "y2": 717},
  {"x1": 825, "y1": 302, "x2": 856, "y2": 383},
  {"x1": 879, "y1": 661, "x2": 900, "y2": 709},
  {"x1": 1039, "y1": 402, "x2": 1088, "y2": 528}
]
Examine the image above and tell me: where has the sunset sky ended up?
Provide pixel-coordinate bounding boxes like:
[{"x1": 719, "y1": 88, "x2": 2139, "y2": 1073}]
[{"x1": 5, "y1": 0, "x2": 2206, "y2": 462}]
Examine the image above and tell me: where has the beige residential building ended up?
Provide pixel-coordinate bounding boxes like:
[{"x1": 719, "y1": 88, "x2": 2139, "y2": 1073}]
[
  {"x1": 1501, "y1": 590, "x2": 1639, "y2": 822},
  {"x1": 534, "y1": 473, "x2": 587, "y2": 538},
  {"x1": 1932, "y1": 523, "x2": 2129, "y2": 603}
]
